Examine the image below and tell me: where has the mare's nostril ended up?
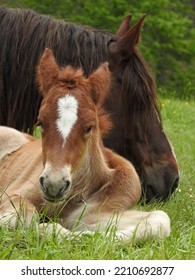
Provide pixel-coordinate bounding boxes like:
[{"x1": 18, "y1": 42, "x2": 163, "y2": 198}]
[{"x1": 172, "y1": 177, "x2": 179, "y2": 192}]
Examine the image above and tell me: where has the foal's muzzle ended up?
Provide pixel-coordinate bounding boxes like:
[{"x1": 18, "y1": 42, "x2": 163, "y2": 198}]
[
  {"x1": 39, "y1": 176, "x2": 71, "y2": 202},
  {"x1": 39, "y1": 164, "x2": 72, "y2": 202}
]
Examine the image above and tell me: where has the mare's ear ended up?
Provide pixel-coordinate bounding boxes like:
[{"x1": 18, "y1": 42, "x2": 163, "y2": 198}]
[
  {"x1": 116, "y1": 14, "x2": 132, "y2": 36},
  {"x1": 109, "y1": 15, "x2": 145, "y2": 61},
  {"x1": 88, "y1": 62, "x2": 111, "y2": 105},
  {"x1": 37, "y1": 48, "x2": 59, "y2": 96}
]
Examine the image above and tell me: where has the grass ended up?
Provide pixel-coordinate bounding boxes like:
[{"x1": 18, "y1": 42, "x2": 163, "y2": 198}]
[{"x1": 0, "y1": 97, "x2": 195, "y2": 260}]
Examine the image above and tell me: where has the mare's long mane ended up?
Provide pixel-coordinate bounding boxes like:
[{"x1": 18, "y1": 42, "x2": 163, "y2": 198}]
[
  {"x1": 122, "y1": 51, "x2": 161, "y2": 129},
  {"x1": 0, "y1": 7, "x2": 113, "y2": 133}
]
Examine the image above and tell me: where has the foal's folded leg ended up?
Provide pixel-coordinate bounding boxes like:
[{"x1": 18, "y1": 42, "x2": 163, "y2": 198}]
[
  {"x1": 114, "y1": 210, "x2": 171, "y2": 241},
  {"x1": 74, "y1": 207, "x2": 170, "y2": 242},
  {"x1": 57, "y1": 202, "x2": 170, "y2": 242}
]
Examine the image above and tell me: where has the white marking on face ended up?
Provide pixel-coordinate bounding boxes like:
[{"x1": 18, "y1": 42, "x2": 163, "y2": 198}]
[{"x1": 56, "y1": 95, "x2": 78, "y2": 142}]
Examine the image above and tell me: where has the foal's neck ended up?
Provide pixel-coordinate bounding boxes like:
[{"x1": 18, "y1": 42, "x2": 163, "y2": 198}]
[{"x1": 72, "y1": 133, "x2": 111, "y2": 199}]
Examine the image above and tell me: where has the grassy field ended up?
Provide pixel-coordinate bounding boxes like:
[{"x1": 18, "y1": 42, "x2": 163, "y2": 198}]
[{"x1": 0, "y1": 97, "x2": 194, "y2": 260}]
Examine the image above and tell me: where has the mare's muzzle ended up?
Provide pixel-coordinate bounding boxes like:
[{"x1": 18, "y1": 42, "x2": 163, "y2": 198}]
[{"x1": 142, "y1": 164, "x2": 179, "y2": 203}]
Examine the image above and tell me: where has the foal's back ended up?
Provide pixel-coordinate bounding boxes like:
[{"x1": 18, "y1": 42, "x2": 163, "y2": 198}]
[{"x1": 0, "y1": 130, "x2": 42, "y2": 202}]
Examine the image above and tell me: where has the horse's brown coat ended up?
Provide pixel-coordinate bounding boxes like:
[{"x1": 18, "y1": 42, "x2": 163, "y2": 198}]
[{"x1": 0, "y1": 49, "x2": 170, "y2": 241}]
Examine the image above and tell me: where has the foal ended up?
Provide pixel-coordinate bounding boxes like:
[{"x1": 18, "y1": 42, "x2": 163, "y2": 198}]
[{"x1": 0, "y1": 49, "x2": 170, "y2": 241}]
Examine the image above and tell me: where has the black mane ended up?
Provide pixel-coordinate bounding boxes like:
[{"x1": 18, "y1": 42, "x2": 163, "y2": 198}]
[
  {"x1": 0, "y1": 7, "x2": 113, "y2": 133},
  {"x1": 122, "y1": 50, "x2": 161, "y2": 124}
]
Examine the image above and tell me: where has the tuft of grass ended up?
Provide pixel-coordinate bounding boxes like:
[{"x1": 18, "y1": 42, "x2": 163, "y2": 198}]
[{"x1": 0, "y1": 97, "x2": 194, "y2": 260}]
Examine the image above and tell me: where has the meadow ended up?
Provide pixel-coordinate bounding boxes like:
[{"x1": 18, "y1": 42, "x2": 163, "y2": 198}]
[{"x1": 0, "y1": 96, "x2": 194, "y2": 260}]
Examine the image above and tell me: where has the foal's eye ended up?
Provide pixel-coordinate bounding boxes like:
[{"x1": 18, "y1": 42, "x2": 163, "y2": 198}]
[
  {"x1": 84, "y1": 126, "x2": 93, "y2": 134},
  {"x1": 36, "y1": 120, "x2": 45, "y2": 134},
  {"x1": 37, "y1": 121, "x2": 43, "y2": 128}
]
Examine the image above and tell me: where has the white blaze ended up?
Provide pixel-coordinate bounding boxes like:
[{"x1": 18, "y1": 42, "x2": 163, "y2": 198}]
[{"x1": 56, "y1": 95, "x2": 78, "y2": 142}]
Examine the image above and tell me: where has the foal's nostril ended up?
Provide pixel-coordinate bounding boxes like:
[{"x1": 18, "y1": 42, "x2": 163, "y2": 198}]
[
  {"x1": 65, "y1": 180, "x2": 71, "y2": 190},
  {"x1": 39, "y1": 176, "x2": 44, "y2": 188},
  {"x1": 59, "y1": 180, "x2": 71, "y2": 195}
]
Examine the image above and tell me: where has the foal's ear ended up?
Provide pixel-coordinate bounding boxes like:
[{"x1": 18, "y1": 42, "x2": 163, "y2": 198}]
[
  {"x1": 109, "y1": 15, "x2": 145, "y2": 60},
  {"x1": 88, "y1": 62, "x2": 111, "y2": 105},
  {"x1": 37, "y1": 48, "x2": 59, "y2": 96}
]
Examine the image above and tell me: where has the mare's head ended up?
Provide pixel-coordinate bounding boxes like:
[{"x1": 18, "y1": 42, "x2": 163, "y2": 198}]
[
  {"x1": 105, "y1": 15, "x2": 179, "y2": 202},
  {"x1": 37, "y1": 48, "x2": 111, "y2": 202}
]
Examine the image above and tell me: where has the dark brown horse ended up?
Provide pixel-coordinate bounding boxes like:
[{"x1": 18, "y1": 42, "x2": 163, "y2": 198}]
[{"x1": 0, "y1": 7, "x2": 179, "y2": 201}]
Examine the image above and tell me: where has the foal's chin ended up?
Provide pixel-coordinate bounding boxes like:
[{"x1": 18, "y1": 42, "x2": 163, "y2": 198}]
[{"x1": 42, "y1": 193, "x2": 68, "y2": 204}]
